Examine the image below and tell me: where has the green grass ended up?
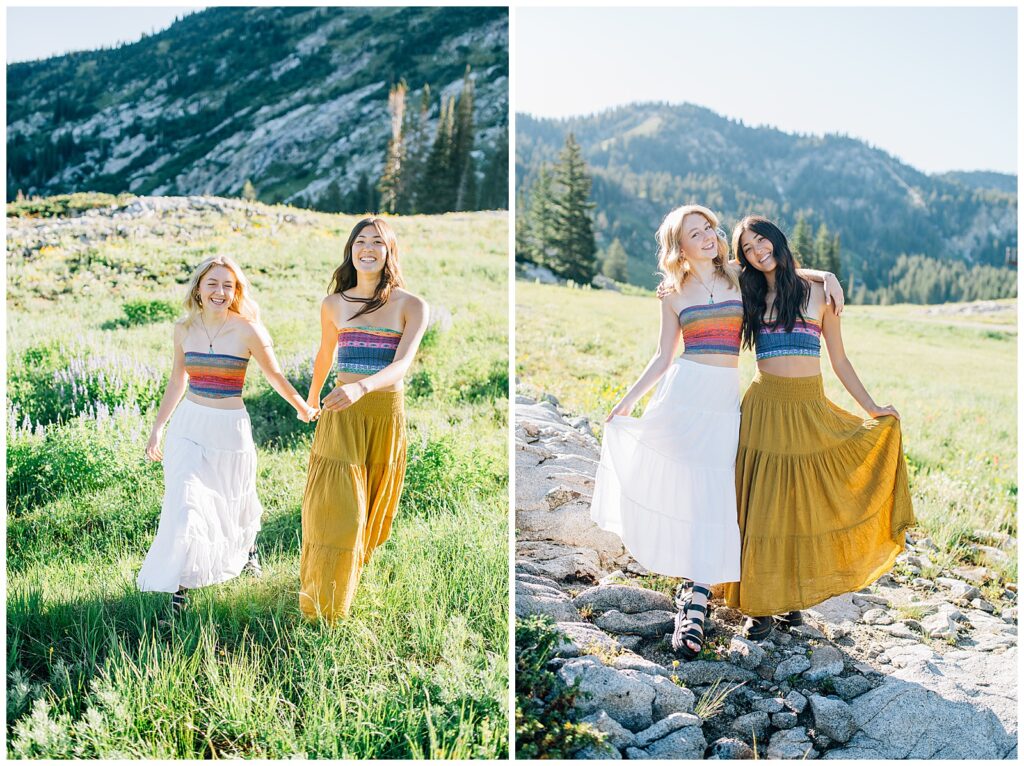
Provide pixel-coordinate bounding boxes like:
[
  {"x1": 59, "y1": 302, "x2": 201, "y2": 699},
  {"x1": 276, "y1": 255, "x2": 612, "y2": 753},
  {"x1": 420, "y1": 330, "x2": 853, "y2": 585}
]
[
  {"x1": 516, "y1": 280, "x2": 1017, "y2": 583},
  {"x1": 6, "y1": 198, "x2": 509, "y2": 758}
]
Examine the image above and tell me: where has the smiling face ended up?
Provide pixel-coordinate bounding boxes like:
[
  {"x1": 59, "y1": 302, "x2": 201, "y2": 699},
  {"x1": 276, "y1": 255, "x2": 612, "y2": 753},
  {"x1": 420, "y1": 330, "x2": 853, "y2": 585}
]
[
  {"x1": 739, "y1": 229, "x2": 777, "y2": 273},
  {"x1": 197, "y1": 265, "x2": 237, "y2": 313},
  {"x1": 351, "y1": 223, "x2": 389, "y2": 275},
  {"x1": 679, "y1": 213, "x2": 720, "y2": 264}
]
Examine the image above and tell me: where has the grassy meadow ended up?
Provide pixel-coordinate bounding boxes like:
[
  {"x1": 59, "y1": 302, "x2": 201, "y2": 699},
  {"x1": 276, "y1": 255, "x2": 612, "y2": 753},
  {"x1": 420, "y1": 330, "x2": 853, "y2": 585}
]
[
  {"x1": 516, "y1": 281, "x2": 1017, "y2": 584},
  {"x1": 6, "y1": 197, "x2": 509, "y2": 758}
]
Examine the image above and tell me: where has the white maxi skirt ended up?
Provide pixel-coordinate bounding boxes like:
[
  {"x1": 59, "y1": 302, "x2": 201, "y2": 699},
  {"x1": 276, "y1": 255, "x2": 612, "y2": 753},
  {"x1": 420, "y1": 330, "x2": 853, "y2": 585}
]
[
  {"x1": 137, "y1": 399, "x2": 263, "y2": 593},
  {"x1": 591, "y1": 357, "x2": 741, "y2": 584}
]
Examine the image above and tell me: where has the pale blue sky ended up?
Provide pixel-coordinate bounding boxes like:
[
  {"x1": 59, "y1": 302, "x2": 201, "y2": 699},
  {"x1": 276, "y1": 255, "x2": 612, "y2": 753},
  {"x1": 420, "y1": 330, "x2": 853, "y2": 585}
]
[
  {"x1": 6, "y1": 7, "x2": 201, "y2": 64},
  {"x1": 517, "y1": 6, "x2": 1017, "y2": 175}
]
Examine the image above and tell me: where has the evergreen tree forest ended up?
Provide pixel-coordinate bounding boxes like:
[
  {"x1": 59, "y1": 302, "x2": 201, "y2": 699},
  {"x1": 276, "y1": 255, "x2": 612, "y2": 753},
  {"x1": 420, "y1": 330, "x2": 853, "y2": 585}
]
[
  {"x1": 517, "y1": 133, "x2": 598, "y2": 283},
  {"x1": 375, "y1": 68, "x2": 508, "y2": 215},
  {"x1": 516, "y1": 104, "x2": 1017, "y2": 303}
]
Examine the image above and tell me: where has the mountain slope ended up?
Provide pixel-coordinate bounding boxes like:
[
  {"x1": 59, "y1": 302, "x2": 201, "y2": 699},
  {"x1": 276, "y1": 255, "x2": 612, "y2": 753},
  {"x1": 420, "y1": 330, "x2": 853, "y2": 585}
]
[
  {"x1": 7, "y1": 6, "x2": 508, "y2": 208},
  {"x1": 516, "y1": 103, "x2": 1017, "y2": 293}
]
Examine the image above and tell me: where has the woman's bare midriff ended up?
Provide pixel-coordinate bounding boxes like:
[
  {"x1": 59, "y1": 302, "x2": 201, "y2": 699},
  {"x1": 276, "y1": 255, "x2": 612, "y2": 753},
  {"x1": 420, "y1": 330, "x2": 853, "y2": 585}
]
[
  {"x1": 756, "y1": 356, "x2": 821, "y2": 377},
  {"x1": 336, "y1": 372, "x2": 403, "y2": 392},
  {"x1": 679, "y1": 352, "x2": 739, "y2": 369},
  {"x1": 185, "y1": 392, "x2": 246, "y2": 409}
]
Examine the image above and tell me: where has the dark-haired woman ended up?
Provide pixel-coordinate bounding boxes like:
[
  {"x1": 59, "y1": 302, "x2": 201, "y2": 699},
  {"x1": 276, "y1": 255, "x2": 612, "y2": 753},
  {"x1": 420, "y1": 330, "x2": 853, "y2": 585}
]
[
  {"x1": 299, "y1": 217, "x2": 428, "y2": 621},
  {"x1": 723, "y1": 216, "x2": 915, "y2": 640}
]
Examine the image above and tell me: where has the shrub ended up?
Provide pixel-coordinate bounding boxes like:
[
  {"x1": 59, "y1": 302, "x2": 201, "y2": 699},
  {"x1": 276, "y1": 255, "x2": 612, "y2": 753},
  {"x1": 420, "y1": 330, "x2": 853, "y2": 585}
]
[
  {"x1": 515, "y1": 616, "x2": 606, "y2": 759},
  {"x1": 120, "y1": 299, "x2": 180, "y2": 327},
  {"x1": 7, "y1": 404, "x2": 150, "y2": 514},
  {"x1": 9, "y1": 345, "x2": 166, "y2": 427},
  {"x1": 6, "y1": 192, "x2": 131, "y2": 219},
  {"x1": 401, "y1": 433, "x2": 504, "y2": 517}
]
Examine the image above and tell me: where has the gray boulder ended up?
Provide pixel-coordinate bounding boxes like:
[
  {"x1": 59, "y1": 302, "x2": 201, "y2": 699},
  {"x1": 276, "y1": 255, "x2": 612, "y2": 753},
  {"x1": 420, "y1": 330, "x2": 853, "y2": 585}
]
[
  {"x1": 675, "y1": 660, "x2": 757, "y2": 686},
  {"x1": 774, "y1": 655, "x2": 812, "y2": 681},
  {"x1": 784, "y1": 690, "x2": 808, "y2": 713},
  {"x1": 594, "y1": 609, "x2": 675, "y2": 637},
  {"x1": 557, "y1": 656, "x2": 655, "y2": 731},
  {"x1": 573, "y1": 584, "x2": 674, "y2": 615},
  {"x1": 645, "y1": 674, "x2": 697, "y2": 719},
  {"x1": 832, "y1": 675, "x2": 873, "y2": 700},
  {"x1": 515, "y1": 579, "x2": 581, "y2": 622},
  {"x1": 580, "y1": 710, "x2": 636, "y2": 751},
  {"x1": 808, "y1": 695, "x2": 858, "y2": 743},
  {"x1": 804, "y1": 646, "x2": 844, "y2": 681},
  {"x1": 639, "y1": 726, "x2": 708, "y2": 759},
  {"x1": 772, "y1": 711, "x2": 799, "y2": 729},
  {"x1": 767, "y1": 727, "x2": 818, "y2": 759},
  {"x1": 728, "y1": 636, "x2": 766, "y2": 670},
  {"x1": 708, "y1": 737, "x2": 754, "y2": 759},
  {"x1": 731, "y1": 711, "x2": 769, "y2": 742},
  {"x1": 551, "y1": 621, "x2": 623, "y2": 658},
  {"x1": 752, "y1": 697, "x2": 784, "y2": 714},
  {"x1": 633, "y1": 711, "x2": 702, "y2": 748}
]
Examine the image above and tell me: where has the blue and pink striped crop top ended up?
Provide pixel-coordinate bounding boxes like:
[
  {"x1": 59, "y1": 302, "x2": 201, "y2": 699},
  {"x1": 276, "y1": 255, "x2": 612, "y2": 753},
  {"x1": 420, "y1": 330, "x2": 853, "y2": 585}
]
[
  {"x1": 755, "y1": 317, "x2": 822, "y2": 360},
  {"x1": 678, "y1": 300, "x2": 742, "y2": 356},
  {"x1": 337, "y1": 326, "x2": 403, "y2": 375},
  {"x1": 184, "y1": 352, "x2": 249, "y2": 398}
]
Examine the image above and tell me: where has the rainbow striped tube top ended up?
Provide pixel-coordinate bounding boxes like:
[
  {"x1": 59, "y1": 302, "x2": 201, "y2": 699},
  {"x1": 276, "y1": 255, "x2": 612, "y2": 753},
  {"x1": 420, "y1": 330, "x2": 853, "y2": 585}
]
[
  {"x1": 184, "y1": 352, "x2": 249, "y2": 398},
  {"x1": 678, "y1": 299, "x2": 742, "y2": 356},
  {"x1": 755, "y1": 317, "x2": 822, "y2": 360},
  {"x1": 337, "y1": 326, "x2": 403, "y2": 375}
]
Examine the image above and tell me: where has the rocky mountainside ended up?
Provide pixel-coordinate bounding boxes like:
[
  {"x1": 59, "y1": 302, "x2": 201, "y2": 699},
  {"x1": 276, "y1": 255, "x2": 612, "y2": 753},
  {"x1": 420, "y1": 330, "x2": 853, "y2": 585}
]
[
  {"x1": 7, "y1": 7, "x2": 508, "y2": 208},
  {"x1": 516, "y1": 104, "x2": 1017, "y2": 293},
  {"x1": 515, "y1": 390, "x2": 1017, "y2": 759}
]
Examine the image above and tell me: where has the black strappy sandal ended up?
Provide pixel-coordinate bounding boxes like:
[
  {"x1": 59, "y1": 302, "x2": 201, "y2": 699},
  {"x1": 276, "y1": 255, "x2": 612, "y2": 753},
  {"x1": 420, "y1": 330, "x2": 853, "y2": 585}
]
[
  {"x1": 242, "y1": 545, "x2": 263, "y2": 578},
  {"x1": 171, "y1": 588, "x2": 188, "y2": 615},
  {"x1": 672, "y1": 584, "x2": 711, "y2": 659},
  {"x1": 743, "y1": 615, "x2": 775, "y2": 641},
  {"x1": 775, "y1": 610, "x2": 803, "y2": 629}
]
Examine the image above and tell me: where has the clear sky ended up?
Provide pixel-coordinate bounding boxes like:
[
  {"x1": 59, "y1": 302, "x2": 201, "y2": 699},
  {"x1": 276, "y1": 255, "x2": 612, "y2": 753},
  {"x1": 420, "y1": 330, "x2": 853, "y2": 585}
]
[
  {"x1": 6, "y1": 7, "x2": 201, "y2": 64},
  {"x1": 517, "y1": 6, "x2": 1017, "y2": 175}
]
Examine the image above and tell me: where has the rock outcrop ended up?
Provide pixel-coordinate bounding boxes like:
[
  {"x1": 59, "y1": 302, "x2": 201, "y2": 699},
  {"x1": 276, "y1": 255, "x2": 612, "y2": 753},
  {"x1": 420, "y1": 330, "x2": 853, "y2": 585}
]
[{"x1": 515, "y1": 390, "x2": 1018, "y2": 760}]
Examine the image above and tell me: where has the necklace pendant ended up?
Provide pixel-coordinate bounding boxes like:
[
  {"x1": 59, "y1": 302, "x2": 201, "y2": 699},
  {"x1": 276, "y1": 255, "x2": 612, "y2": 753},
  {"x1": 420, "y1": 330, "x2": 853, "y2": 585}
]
[
  {"x1": 209, "y1": 344, "x2": 214, "y2": 353},
  {"x1": 708, "y1": 295, "x2": 714, "y2": 305}
]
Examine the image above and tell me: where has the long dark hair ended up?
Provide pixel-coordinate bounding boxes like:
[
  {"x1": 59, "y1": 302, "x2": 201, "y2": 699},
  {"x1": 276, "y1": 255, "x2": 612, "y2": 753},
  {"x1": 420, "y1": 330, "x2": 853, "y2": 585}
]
[
  {"x1": 733, "y1": 216, "x2": 809, "y2": 350},
  {"x1": 329, "y1": 217, "x2": 405, "y2": 319}
]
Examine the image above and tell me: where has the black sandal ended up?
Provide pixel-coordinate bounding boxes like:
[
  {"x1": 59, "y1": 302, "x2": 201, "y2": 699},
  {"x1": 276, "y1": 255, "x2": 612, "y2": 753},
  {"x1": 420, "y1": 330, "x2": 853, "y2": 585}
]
[
  {"x1": 171, "y1": 588, "x2": 188, "y2": 615},
  {"x1": 775, "y1": 610, "x2": 803, "y2": 629},
  {"x1": 744, "y1": 615, "x2": 774, "y2": 641},
  {"x1": 242, "y1": 545, "x2": 263, "y2": 578},
  {"x1": 672, "y1": 584, "x2": 711, "y2": 659}
]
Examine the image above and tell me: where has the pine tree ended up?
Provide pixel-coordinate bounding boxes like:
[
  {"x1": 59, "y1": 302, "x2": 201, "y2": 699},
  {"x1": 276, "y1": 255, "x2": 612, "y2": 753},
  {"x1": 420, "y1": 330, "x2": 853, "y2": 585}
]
[
  {"x1": 514, "y1": 191, "x2": 533, "y2": 263},
  {"x1": 404, "y1": 85, "x2": 431, "y2": 213},
  {"x1": 378, "y1": 80, "x2": 408, "y2": 215},
  {"x1": 602, "y1": 238, "x2": 630, "y2": 282},
  {"x1": 480, "y1": 124, "x2": 509, "y2": 210},
  {"x1": 814, "y1": 222, "x2": 831, "y2": 274},
  {"x1": 453, "y1": 67, "x2": 476, "y2": 211},
  {"x1": 241, "y1": 179, "x2": 257, "y2": 202},
  {"x1": 792, "y1": 215, "x2": 814, "y2": 268},
  {"x1": 320, "y1": 179, "x2": 343, "y2": 213},
  {"x1": 529, "y1": 165, "x2": 560, "y2": 267},
  {"x1": 421, "y1": 95, "x2": 456, "y2": 213},
  {"x1": 828, "y1": 233, "x2": 842, "y2": 281},
  {"x1": 549, "y1": 133, "x2": 597, "y2": 282}
]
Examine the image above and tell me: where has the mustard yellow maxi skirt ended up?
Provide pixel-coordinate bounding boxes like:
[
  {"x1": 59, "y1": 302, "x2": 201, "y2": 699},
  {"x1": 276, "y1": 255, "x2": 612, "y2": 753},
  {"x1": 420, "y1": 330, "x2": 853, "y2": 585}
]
[
  {"x1": 723, "y1": 371, "x2": 915, "y2": 616},
  {"x1": 299, "y1": 390, "x2": 406, "y2": 620}
]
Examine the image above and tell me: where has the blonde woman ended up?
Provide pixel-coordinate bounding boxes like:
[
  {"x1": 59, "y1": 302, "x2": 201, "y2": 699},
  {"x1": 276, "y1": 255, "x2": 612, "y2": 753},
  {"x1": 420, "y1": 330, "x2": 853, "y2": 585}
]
[
  {"x1": 300, "y1": 217, "x2": 428, "y2": 621},
  {"x1": 592, "y1": 204, "x2": 842, "y2": 658},
  {"x1": 138, "y1": 255, "x2": 316, "y2": 615}
]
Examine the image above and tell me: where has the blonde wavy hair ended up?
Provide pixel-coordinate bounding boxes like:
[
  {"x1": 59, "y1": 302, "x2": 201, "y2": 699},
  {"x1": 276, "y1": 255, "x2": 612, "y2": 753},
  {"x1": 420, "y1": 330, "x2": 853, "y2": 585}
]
[
  {"x1": 182, "y1": 255, "x2": 261, "y2": 326},
  {"x1": 656, "y1": 204, "x2": 739, "y2": 293}
]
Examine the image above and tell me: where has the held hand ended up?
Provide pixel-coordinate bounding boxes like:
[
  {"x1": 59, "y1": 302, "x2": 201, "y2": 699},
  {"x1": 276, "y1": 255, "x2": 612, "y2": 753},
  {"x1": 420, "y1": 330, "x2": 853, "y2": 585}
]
[
  {"x1": 867, "y1": 403, "x2": 900, "y2": 421},
  {"x1": 322, "y1": 382, "x2": 366, "y2": 412},
  {"x1": 605, "y1": 399, "x2": 634, "y2": 422},
  {"x1": 655, "y1": 280, "x2": 676, "y2": 301},
  {"x1": 145, "y1": 430, "x2": 163, "y2": 462},
  {"x1": 823, "y1": 272, "x2": 845, "y2": 316},
  {"x1": 296, "y1": 404, "x2": 319, "y2": 423}
]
